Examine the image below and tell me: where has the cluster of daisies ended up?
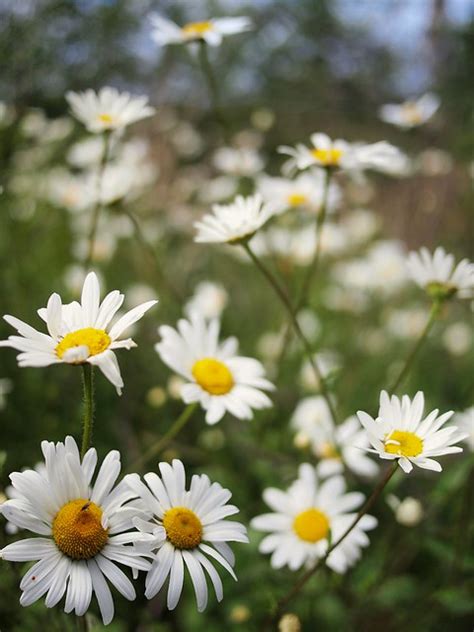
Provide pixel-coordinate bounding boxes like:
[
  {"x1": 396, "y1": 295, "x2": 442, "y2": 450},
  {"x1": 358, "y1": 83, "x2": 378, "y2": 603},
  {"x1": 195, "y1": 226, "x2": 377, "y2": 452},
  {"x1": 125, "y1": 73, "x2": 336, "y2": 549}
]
[{"x1": 0, "y1": 7, "x2": 472, "y2": 628}]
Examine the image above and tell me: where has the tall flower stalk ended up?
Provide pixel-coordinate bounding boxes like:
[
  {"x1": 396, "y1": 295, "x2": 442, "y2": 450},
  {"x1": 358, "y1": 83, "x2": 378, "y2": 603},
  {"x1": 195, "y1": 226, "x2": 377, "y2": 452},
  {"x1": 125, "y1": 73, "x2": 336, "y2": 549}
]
[{"x1": 80, "y1": 364, "x2": 95, "y2": 458}]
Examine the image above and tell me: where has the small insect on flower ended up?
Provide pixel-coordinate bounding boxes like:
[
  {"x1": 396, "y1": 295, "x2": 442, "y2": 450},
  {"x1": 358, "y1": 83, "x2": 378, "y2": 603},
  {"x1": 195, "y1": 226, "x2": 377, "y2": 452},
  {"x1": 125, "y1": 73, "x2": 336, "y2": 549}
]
[
  {"x1": 379, "y1": 93, "x2": 440, "y2": 129},
  {"x1": 0, "y1": 272, "x2": 157, "y2": 394},
  {"x1": 150, "y1": 14, "x2": 253, "y2": 47},
  {"x1": 124, "y1": 459, "x2": 248, "y2": 612},
  {"x1": 357, "y1": 391, "x2": 467, "y2": 473},
  {"x1": 155, "y1": 311, "x2": 274, "y2": 424},
  {"x1": 66, "y1": 87, "x2": 155, "y2": 134},
  {"x1": 251, "y1": 465, "x2": 377, "y2": 573},
  {"x1": 0, "y1": 437, "x2": 151, "y2": 625}
]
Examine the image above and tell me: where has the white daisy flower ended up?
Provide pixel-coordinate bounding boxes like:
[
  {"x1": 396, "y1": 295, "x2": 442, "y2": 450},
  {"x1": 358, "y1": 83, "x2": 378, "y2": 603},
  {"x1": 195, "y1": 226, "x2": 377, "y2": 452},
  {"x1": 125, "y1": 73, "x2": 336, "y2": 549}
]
[
  {"x1": 0, "y1": 272, "x2": 157, "y2": 395},
  {"x1": 0, "y1": 436, "x2": 151, "y2": 625},
  {"x1": 124, "y1": 459, "x2": 248, "y2": 612},
  {"x1": 212, "y1": 146, "x2": 264, "y2": 176},
  {"x1": 357, "y1": 391, "x2": 466, "y2": 474},
  {"x1": 150, "y1": 14, "x2": 252, "y2": 47},
  {"x1": 379, "y1": 93, "x2": 440, "y2": 129},
  {"x1": 184, "y1": 281, "x2": 228, "y2": 320},
  {"x1": 278, "y1": 132, "x2": 410, "y2": 177},
  {"x1": 407, "y1": 246, "x2": 474, "y2": 300},
  {"x1": 257, "y1": 170, "x2": 341, "y2": 216},
  {"x1": 251, "y1": 465, "x2": 377, "y2": 574},
  {"x1": 194, "y1": 194, "x2": 275, "y2": 245},
  {"x1": 66, "y1": 87, "x2": 155, "y2": 134},
  {"x1": 291, "y1": 397, "x2": 378, "y2": 478},
  {"x1": 452, "y1": 407, "x2": 474, "y2": 452},
  {"x1": 155, "y1": 312, "x2": 274, "y2": 424}
]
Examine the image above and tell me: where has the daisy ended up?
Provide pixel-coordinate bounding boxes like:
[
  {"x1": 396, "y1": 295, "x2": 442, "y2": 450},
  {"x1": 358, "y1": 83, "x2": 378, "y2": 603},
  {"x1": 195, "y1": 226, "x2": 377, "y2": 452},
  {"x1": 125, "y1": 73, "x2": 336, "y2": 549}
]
[
  {"x1": 66, "y1": 87, "x2": 155, "y2": 134},
  {"x1": 0, "y1": 272, "x2": 157, "y2": 394},
  {"x1": 251, "y1": 465, "x2": 377, "y2": 574},
  {"x1": 184, "y1": 281, "x2": 228, "y2": 320},
  {"x1": 291, "y1": 397, "x2": 378, "y2": 478},
  {"x1": 379, "y1": 93, "x2": 440, "y2": 129},
  {"x1": 150, "y1": 14, "x2": 252, "y2": 47},
  {"x1": 124, "y1": 459, "x2": 248, "y2": 612},
  {"x1": 212, "y1": 146, "x2": 264, "y2": 176},
  {"x1": 194, "y1": 193, "x2": 275, "y2": 245},
  {"x1": 357, "y1": 391, "x2": 466, "y2": 473},
  {"x1": 155, "y1": 312, "x2": 274, "y2": 424},
  {"x1": 278, "y1": 132, "x2": 409, "y2": 177},
  {"x1": 0, "y1": 436, "x2": 151, "y2": 625},
  {"x1": 452, "y1": 407, "x2": 474, "y2": 452},
  {"x1": 407, "y1": 246, "x2": 474, "y2": 300}
]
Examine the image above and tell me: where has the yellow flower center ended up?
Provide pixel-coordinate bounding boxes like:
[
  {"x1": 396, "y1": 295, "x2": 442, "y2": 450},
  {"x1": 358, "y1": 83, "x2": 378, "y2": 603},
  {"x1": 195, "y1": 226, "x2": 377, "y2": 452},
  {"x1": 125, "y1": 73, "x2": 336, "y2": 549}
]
[
  {"x1": 192, "y1": 357, "x2": 234, "y2": 395},
  {"x1": 384, "y1": 430, "x2": 423, "y2": 457},
  {"x1": 293, "y1": 508, "x2": 330, "y2": 543},
  {"x1": 287, "y1": 193, "x2": 308, "y2": 207},
  {"x1": 55, "y1": 328, "x2": 111, "y2": 361},
  {"x1": 182, "y1": 21, "x2": 214, "y2": 37},
  {"x1": 311, "y1": 148, "x2": 342, "y2": 166},
  {"x1": 402, "y1": 103, "x2": 422, "y2": 125},
  {"x1": 52, "y1": 499, "x2": 108, "y2": 560},
  {"x1": 97, "y1": 113, "x2": 115, "y2": 125},
  {"x1": 318, "y1": 442, "x2": 340, "y2": 459},
  {"x1": 163, "y1": 507, "x2": 202, "y2": 549}
]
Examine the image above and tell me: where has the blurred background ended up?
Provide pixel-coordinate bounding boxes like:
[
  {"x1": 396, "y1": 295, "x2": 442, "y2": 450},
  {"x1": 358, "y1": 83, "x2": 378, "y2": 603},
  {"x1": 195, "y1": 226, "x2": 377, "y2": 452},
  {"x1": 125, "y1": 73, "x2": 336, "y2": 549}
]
[{"x1": 0, "y1": 1, "x2": 473, "y2": 631}]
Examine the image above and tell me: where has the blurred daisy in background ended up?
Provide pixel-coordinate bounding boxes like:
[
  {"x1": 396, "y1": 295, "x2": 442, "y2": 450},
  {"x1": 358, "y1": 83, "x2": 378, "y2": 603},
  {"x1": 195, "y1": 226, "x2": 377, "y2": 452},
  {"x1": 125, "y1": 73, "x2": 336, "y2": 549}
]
[
  {"x1": 150, "y1": 14, "x2": 253, "y2": 47},
  {"x1": 184, "y1": 282, "x2": 228, "y2": 320},
  {"x1": 125, "y1": 459, "x2": 248, "y2": 612},
  {"x1": 407, "y1": 246, "x2": 474, "y2": 300},
  {"x1": 66, "y1": 87, "x2": 155, "y2": 134},
  {"x1": 212, "y1": 146, "x2": 264, "y2": 177},
  {"x1": 357, "y1": 391, "x2": 466, "y2": 473},
  {"x1": 379, "y1": 93, "x2": 440, "y2": 129},
  {"x1": 155, "y1": 312, "x2": 274, "y2": 424},
  {"x1": 386, "y1": 495, "x2": 424, "y2": 526},
  {"x1": 251, "y1": 465, "x2": 377, "y2": 573},
  {"x1": 452, "y1": 407, "x2": 474, "y2": 452},
  {"x1": 0, "y1": 436, "x2": 151, "y2": 624},
  {"x1": 0, "y1": 272, "x2": 157, "y2": 394}
]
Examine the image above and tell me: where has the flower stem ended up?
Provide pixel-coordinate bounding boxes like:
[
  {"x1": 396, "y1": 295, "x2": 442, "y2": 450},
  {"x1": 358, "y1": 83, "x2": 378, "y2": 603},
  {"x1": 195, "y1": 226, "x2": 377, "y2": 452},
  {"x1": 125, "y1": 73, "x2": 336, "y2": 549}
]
[
  {"x1": 243, "y1": 242, "x2": 338, "y2": 424},
  {"x1": 76, "y1": 615, "x2": 89, "y2": 632},
  {"x1": 80, "y1": 364, "x2": 95, "y2": 459},
  {"x1": 266, "y1": 462, "x2": 398, "y2": 626},
  {"x1": 130, "y1": 403, "x2": 198, "y2": 471},
  {"x1": 197, "y1": 40, "x2": 228, "y2": 139},
  {"x1": 390, "y1": 300, "x2": 441, "y2": 392}
]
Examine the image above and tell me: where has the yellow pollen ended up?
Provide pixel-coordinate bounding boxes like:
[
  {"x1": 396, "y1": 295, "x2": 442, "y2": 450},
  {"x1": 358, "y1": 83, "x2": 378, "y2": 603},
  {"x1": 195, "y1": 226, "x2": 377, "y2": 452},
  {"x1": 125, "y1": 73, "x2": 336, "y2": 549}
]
[
  {"x1": 163, "y1": 507, "x2": 202, "y2": 549},
  {"x1": 384, "y1": 430, "x2": 423, "y2": 457},
  {"x1": 287, "y1": 193, "x2": 308, "y2": 207},
  {"x1": 55, "y1": 328, "x2": 111, "y2": 361},
  {"x1": 182, "y1": 21, "x2": 214, "y2": 37},
  {"x1": 318, "y1": 442, "x2": 340, "y2": 459},
  {"x1": 98, "y1": 113, "x2": 115, "y2": 124},
  {"x1": 311, "y1": 148, "x2": 342, "y2": 166},
  {"x1": 293, "y1": 508, "x2": 330, "y2": 543},
  {"x1": 52, "y1": 499, "x2": 108, "y2": 560},
  {"x1": 192, "y1": 357, "x2": 234, "y2": 395}
]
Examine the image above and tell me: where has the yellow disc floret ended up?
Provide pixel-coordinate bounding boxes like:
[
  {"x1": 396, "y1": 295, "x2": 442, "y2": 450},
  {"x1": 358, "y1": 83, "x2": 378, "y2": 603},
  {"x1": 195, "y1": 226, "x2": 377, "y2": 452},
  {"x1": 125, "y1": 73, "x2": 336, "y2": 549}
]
[
  {"x1": 384, "y1": 430, "x2": 423, "y2": 458},
  {"x1": 98, "y1": 113, "x2": 115, "y2": 125},
  {"x1": 287, "y1": 193, "x2": 308, "y2": 207},
  {"x1": 56, "y1": 328, "x2": 111, "y2": 360},
  {"x1": 192, "y1": 357, "x2": 234, "y2": 395},
  {"x1": 311, "y1": 148, "x2": 342, "y2": 167},
  {"x1": 293, "y1": 508, "x2": 330, "y2": 543},
  {"x1": 52, "y1": 499, "x2": 108, "y2": 560},
  {"x1": 182, "y1": 21, "x2": 214, "y2": 37},
  {"x1": 163, "y1": 507, "x2": 203, "y2": 549}
]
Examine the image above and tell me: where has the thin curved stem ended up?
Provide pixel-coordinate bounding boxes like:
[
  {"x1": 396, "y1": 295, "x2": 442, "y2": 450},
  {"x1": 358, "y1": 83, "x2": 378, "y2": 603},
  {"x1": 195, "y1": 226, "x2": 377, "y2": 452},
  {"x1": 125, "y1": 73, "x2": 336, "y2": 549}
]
[
  {"x1": 198, "y1": 40, "x2": 229, "y2": 140},
  {"x1": 390, "y1": 300, "x2": 441, "y2": 392},
  {"x1": 243, "y1": 242, "x2": 338, "y2": 424},
  {"x1": 80, "y1": 364, "x2": 95, "y2": 459},
  {"x1": 266, "y1": 462, "x2": 398, "y2": 627},
  {"x1": 130, "y1": 403, "x2": 198, "y2": 471}
]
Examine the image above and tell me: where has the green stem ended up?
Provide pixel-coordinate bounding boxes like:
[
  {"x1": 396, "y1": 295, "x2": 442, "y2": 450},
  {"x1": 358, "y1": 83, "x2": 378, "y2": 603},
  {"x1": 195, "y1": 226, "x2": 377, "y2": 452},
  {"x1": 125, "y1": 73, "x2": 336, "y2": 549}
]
[
  {"x1": 243, "y1": 242, "x2": 338, "y2": 425},
  {"x1": 390, "y1": 301, "x2": 441, "y2": 392},
  {"x1": 76, "y1": 615, "x2": 88, "y2": 632},
  {"x1": 266, "y1": 463, "x2": 398, "y2": 626},
  {"x1": 130, "y1": 403, "x2": 198, "y2": 470},
  {"x1": 198, "y1": 40, "x2": 228, "y2": 138},
  {"x1": 80, "y1": 364, "x2": 95, "y2": 459}
]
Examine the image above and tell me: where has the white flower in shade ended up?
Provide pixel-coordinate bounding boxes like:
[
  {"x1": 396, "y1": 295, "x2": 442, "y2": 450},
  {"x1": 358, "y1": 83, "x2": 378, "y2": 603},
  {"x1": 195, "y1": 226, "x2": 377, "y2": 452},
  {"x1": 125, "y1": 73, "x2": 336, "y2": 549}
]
[
  {"x1": 386, "y1": 495, "x2": 424, "y2": 527},
  {"x1": 291, "y1": 397, "x2": 379, "y2": 478},
  {"x1": 150, "y1": 14, "x2": 252, "y2": 47},
  {"x1": 155, "y1": 312, "x2": 274, "y2": 424},
  {"x1": 251, "y1": 465, "x2": 377, "y2": 573},
  {"x1": 357, "y1": 391, "x2": 466, "y2": 474},
  {"x1": 185, "y1": 282, "x2": 228, "y2": 320},
  {"x1": 279, "y1": 133, "x2": 409, "y2": 177},
  {"x1": 0, "y1": 272, "x2": 157, "y2": 395},
  {"x1": 257, "y1": 170, "x2": 341, "y2": 216},
  {"x1": 124, "y1": 459, "x2": 248, "y2": 612},
  {"x1": 194, "y1": 194, "x2": 275, "y2": 245},
  {"x1": 212, "y1": 147, "x2": 264, "y2": 176},
  {"x1": 0, "y1": 436, "x2": 151, "y2": 625},
  {"x1": 66, "y1": 87, "x2": 155, "y2": 134},
  {"x1": 452, "y1": 407, "x2": 474, "y2": 452},
  {"x1": 379, "y1": 93, "x2": 440, "y2": 129},
  {"x1": 407, "y1": 247, "x2": 474, "y2": 300}
]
